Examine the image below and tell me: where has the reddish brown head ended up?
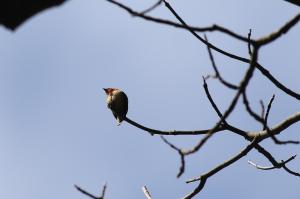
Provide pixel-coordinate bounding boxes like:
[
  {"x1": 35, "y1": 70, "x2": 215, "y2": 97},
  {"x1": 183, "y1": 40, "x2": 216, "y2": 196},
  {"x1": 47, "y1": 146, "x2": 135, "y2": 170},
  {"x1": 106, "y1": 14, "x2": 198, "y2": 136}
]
[{"x1": 103, "y1": 88, "x2": 117, "y2": 95}]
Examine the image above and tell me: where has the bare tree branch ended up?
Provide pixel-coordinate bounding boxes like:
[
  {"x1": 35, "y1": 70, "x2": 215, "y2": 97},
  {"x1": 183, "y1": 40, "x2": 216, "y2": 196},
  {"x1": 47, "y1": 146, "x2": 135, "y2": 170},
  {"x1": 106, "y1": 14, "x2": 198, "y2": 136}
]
[
  {"x1": 263, "y1": 94, "x2": 275, "y2": 130},
  {"x1": 105, "y1": 0, "x2": 251, "y2": 43},
  {"x1": 253, "y1": 145, "x2": 300, "y2": 176},
  {"x1": 256, "y1": 63, "x2": 300, "y2": 100},
  {"x1": 247, "y1": 29, "x2": 252, "y2": 56},
  {"x1": 183, "y1": 137, "x2": 258, "y2": 198},
  {"x1": 261, "y1": 95, "x2": 297, "y2": 144},
  {"x1": 162, "y1": 0, "x2": 300, "y2": 100},
  {"x1": 202, "y1": 78, "x2": 299, "y2": 176},
  {"x1": 250, "y1": 112, "x2": 300, "y2": 141},
  {"x1": 124, "y1": 117, "x2": 226, "y2": 136},
  {"x1": 75, "y1": 184, "x2": 107, "y2": 199},
  {"x1": 185, "y1": 47, "x2": 259, "y2": 154},
  {"x1": 142, "y1": 186, "x2": 153, "y2": 199},
  {"x1": 242, "y1": 91, "x2": 265, "y2": 123},
  {"x1": 257, "y1": 12, "x2": 300, "y2": 45},
  {"x1": 283, "y1": 165, "x2": 300, "y2": 176},
  {"x1": 100, "y1": 183, "x2": 107, "y2": 199},
  {"x1": 248, "y1": 155, "x2": 297, "y2": 170},
  {"x1": 259, "y1": 100, "x2": 265, "y2": 119},
  {"x1": 204, "y1": 35, "x2": 239, "y2": 90},
  {"x1": 161, "y1": 136, "x2": 185, "y2": 178},
  {"x1": 140, "y1": 0, "x2": 163, "y2": 15}
]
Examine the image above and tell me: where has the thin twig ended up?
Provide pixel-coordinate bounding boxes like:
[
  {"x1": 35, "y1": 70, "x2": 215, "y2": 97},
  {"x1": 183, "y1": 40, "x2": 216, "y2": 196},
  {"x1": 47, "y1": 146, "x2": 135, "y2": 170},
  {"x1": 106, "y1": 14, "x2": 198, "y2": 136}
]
[
  {"x1": 100, "y1": 183, "x2": 107, "y2": 199},
  {"x1": 260, "y1": 100, "x2": 265, "y2": 119},
  {"x1": 202, "y1": 78, "x2": 250, "y2": 139},
  {"x1": 142, "y1": 186, "x2": 153, "y2": 199},
  {"x1": 263, "y1": 95, "x2": 299, "y2": 144},
  {"x1": 202, "y1": 77, "x2": 227, "y2": 122},
  {"x1": 263, "y1": 95, "x2": 280, "y2": 143},
  {"x1": 140, "y1": 0, "x2": 163, "y2": 14},
  {"x1": 256, "y1": 63, "x2": 300, "y2": 100},
  {"x1": 204, "y1": 35, "x2": 239, "y2": 89},
  {"x1": 248, "y1": 155, "x2": 297, "y2": 170},
  {"x1": 241, "y1": 94, "x2": 299, "y2": 144},
  {"x1": 161, "y1": 136, "x2": 185, "y2": 177},
  {"x1": 283, "y1": 165, "x2": 300, "y2": 176},
  {"x1": 75, "y1": 184, "x2": 107, "y2": 199},
  {"x1": 263, "y1": 94, "x2": 275, "y2": 130},
  {"x1": 242, "y1": 91, "x2": 265, "y2": 123},
  {"x1": 248, "y1": 29, "x2": 252, "y2": 55},
  {"x1": 253, "y1": 144, "x2": 300, "y2": 176}
]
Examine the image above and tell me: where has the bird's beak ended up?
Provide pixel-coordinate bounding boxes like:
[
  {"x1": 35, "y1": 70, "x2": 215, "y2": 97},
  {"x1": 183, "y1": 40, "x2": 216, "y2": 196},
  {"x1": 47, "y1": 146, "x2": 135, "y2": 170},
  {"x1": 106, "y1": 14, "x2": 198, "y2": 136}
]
[{"x1": 103, "y1": 88, "x2": 108, "y2": 94}]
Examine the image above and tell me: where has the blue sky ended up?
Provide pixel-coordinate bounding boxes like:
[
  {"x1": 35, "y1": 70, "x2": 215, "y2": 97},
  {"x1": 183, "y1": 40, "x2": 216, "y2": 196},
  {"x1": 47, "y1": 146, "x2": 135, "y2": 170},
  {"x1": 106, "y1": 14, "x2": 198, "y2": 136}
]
[{"x1": 0, "y1": 0, "x2": 299, "y2": 198}]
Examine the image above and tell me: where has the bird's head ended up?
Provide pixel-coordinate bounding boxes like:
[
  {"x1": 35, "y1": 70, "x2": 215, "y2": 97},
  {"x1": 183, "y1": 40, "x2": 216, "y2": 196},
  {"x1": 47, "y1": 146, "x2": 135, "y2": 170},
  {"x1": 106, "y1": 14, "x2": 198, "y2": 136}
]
[{"x1": 103, "y1": 88, "x2": 118, "y2": 95}]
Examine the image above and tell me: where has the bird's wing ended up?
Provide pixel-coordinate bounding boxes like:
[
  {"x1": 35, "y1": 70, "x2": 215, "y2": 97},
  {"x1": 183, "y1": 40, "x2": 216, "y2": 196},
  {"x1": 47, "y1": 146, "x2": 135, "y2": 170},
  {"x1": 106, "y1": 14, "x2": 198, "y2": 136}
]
[
  {"x1": 120, "y1": 92, "x2": 128, "y2": 117},
  {"x1": 112, "y1": 111, "x2": 118, "y2": 120}
]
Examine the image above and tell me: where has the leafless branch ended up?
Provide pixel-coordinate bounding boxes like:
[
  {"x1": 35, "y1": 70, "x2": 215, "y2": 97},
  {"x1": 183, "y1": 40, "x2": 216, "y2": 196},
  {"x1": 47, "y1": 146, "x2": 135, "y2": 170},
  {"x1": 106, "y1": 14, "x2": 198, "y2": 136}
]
[
  {"x1": 142, "y1": 186, "x2": 153, "y2": 199},
  {"x1": 183, "y1": 137, "x2": 258, "y2": 198},
  {"x1": 204, "y1": 35, "x2": 239, "y2": 90},
  {"x1": 263, "y1": 94, "x2": 275, "y2": 130},
  {"x1": 162, "y1": 0, "x2": 300, "y2": 100},
  {"x1": 75, "y1": 183, "x2": 107, "y2": 199},
  {"x1": 243, "y1": 93, "x2": 299, "y2": 145},
  {"x1": 140, "y1": 0, "x2": 163, "y2": 15},
  {"x1": 261, "y1": 95, "x2": 297, "y2": 144},
  {"x1": 205, "y1": 87, "x2": 299, "y2": 175},
  {"x1": 100, "y1": 183, "x2": 107, "y2": 199},
  {"x1": 283, "y1": 165, "x2": 300, "y2": 176},
  {"x1": 253, "y1": 145, "x2": 300, "y2": 176},
  {"x1": 260, "y1": 100, "x2": 265, "y2": 119},
  {"x1": 161, "y1": 136, "x2": 185, "y2": 177},
  {"x1": 202, "y1": 77, "x2": 227, "y2": 122},
  {"x1": 247, "y1": 29, "x2": 252, "y2": 55},
  {"x1": 105, "y1": 0, "x2": 252, "y2": 43},
  {"x1": 257, "y1": 12, "x2": 300, "y2": 45},
  {"x1": 248, "y1": 155, "x2": 297, "y2": 170},
  {"x1": 256, "y1": 63, "x2": 300, "y2": 100},
  {"x1": 124, "y1": 117, "x2": 226, "y2": 136},
  {"x1": 250, "y1": 112, "x2": 300, "y2": 141},
  {"x1": 185, "y1": 47, "x2": 258, "y2": 155},
  {"x1": 242, "y1": 91, "x2": 265, "y2": 123}
]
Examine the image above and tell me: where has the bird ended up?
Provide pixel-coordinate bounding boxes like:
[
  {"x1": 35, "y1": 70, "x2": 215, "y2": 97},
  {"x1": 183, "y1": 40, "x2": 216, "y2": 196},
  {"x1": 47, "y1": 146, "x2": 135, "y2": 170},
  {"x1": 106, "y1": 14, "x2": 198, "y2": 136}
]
[{"x1": 103, "y1": 88, "x2": 128, "y2": 125}]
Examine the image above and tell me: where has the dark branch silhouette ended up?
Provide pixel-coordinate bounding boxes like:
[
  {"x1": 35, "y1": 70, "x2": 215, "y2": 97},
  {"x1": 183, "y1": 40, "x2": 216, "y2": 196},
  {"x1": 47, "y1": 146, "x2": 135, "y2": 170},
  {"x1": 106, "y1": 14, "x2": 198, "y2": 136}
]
[
  {"x1": 248, "y1": 155, "x2": 297, "y2": 170},
  {"x1": 124, "y1": 117, "x2": 226, "y2": 136},
  {"x1": 75, "y1": 184, "x2": 107, "y2": 199}
]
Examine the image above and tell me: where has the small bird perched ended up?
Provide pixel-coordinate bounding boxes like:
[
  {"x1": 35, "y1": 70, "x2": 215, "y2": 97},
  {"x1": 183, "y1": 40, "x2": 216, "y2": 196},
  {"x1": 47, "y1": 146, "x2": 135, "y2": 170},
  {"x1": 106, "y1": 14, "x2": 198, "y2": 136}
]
[{"x1": 103, "y1": 88, "x2": 128, "y2": 125}]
